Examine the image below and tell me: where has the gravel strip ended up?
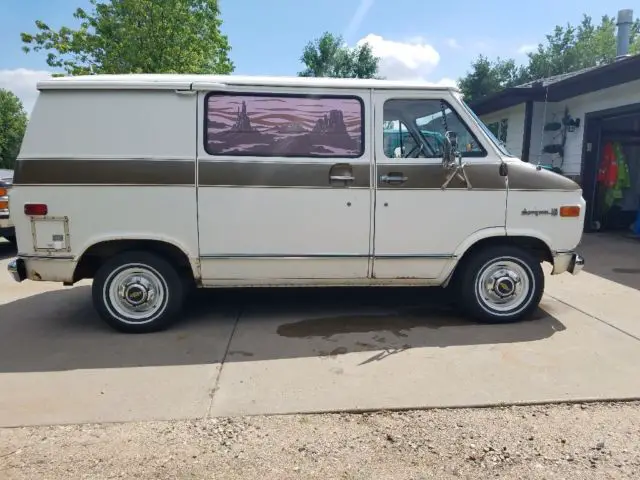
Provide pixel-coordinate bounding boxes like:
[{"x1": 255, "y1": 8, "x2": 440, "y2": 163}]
[{"x1": 1, "y1": 402, "x2": 639, "y2": 479}]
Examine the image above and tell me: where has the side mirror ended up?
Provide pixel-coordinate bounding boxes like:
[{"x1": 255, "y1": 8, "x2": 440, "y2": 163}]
[
  {"x1": 442, "y1": 131, "x2": 459, "y2": 168},
  {"x1": 441, "y1": 130, "x2": 472, "y2": 190}
]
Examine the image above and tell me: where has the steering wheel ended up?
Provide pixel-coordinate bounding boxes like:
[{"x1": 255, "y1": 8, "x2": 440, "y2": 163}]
[{"x1": 404, "y1": 142, "x2": 427, "y2": 158}]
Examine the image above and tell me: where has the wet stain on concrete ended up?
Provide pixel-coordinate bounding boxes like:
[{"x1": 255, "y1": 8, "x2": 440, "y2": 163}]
[
  {"x1": 228, "y1": 350, "x2": 254, "y2": 357},
  {"x1": 317, "y1": 346, "x2": 348, "y2": 358},
  {"x1": 358, "y1": 344, "x2": 413, "y2": 365},
  {"x1": 612, "y1": 267, "x2": 640, "y2": 274},
  {"x1": 276, "y1": 306, "x2": 471, "y2": 340},
  {"x1": 277, "y1": 306, "x2": 551, "y2": 342}
]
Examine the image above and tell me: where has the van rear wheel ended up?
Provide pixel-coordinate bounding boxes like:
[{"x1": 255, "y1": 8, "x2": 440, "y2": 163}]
[
  {"x1": 458, "y1": 245, "x2": 544, "y2": 323},
  {"x1": 92, "y1": 251, "x2": 185, "y2": 333}
]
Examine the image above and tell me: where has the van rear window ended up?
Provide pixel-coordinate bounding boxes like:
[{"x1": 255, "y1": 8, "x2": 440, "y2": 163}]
[{"x1": 204, "y1": 93, "x2": 364, "y2": 158}]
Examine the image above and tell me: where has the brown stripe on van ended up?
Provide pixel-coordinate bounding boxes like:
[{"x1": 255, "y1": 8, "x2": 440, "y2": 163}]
[
  {"x1": 376, "y1": 163, "x2": 506, "y2": 190},
  {"x1": 506, "y1": 162, "x2": 581, "y2": 191},
  {"x1": 198, "y1": 161, "x2": 371, "y2": 188},
  {"x1": 13, "y1": 159, "x2": 195, "y2": 185}
]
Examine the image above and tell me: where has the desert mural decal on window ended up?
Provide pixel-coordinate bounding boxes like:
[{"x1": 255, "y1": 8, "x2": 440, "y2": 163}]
[{"x1": 206, "y1": 95, "x2": 363, "y2": 157}]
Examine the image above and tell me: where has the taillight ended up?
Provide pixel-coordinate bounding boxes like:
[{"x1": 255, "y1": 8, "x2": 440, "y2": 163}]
[
  {"x1": 24, "y1": 203, "x2": 48, "y2": 216},
  {"x1": 0, "y1": 188, "x2": 7, "y2": 197}
]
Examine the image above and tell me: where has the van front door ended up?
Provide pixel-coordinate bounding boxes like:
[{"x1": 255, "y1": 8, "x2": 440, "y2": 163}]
[
  {"x1": 196, "y1": 88, "x2": 372, "y2": 284},
  {"x1": 372, "y1": 91, "x2": 507, "y2": 280}
]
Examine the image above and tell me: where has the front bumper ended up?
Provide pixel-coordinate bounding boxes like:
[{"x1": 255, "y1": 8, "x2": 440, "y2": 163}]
[
  {"x1": 551, "y1": 251, "x2": 585, "y2": 275},
  {"x1": 7, "y1": 258, "x2": 27, "y2": 283}
]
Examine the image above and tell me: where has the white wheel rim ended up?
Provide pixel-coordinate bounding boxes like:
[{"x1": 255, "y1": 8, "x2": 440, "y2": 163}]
[
  {"x1": 474, "y1": 256, "x2": 533, "y2": 316},
  {"x1": 104, "y1": 263, "x2": 169, "y2": 325}
]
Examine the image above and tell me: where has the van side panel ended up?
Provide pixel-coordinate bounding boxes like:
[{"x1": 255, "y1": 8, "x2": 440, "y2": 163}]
[
  {"x1": 195, "y1": 87, "x2": 373, "y2": 283},
  {"x1": 11, "y1": 89, "x2": 199, "y2": 278},
  {"x1": 18, "y1": 90, "x2": 195, "y2": 159}
]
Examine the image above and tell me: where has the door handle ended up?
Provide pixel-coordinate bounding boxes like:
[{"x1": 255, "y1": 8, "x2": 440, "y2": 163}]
[
  {"x1": 380, "y1": 173, "x2": 408, "y2": 184},
  {"x1": 330, "y1": 175, "x2": 355, "y2": 182}
]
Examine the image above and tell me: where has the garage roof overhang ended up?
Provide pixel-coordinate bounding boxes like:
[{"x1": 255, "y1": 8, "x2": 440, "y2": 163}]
[{"x1": 470, "y1": 55, "x2": 640, "y2": 116}]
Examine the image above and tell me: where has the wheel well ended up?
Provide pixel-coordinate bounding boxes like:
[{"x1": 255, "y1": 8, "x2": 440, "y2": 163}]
[
  {"x1": 74, "y1": 239, "x2": 194, "y2": 283},
  {"x1": 448, "y1": 235, "x2": 553, "y2": 285}
]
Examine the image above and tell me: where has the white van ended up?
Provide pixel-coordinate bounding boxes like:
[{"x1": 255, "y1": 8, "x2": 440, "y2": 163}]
[{"x1": 8, "y1": 74, "x2": 585, "y2": 333}]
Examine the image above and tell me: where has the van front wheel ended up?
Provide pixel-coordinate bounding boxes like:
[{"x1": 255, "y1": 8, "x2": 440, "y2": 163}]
[
  {"x1": 459, "y1": 246, "x2": 544, "y2": 323},
  {"x1": 92, "y1": 251, "x2": 185, "y2": 333}
]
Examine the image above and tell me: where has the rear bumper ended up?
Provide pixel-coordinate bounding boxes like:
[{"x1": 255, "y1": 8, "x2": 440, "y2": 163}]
[
  {"x1": 8, "y1": 258, "x2": 27, "y2": 283},
  {"x1": 551, "y1": 251, "x2": 585, "y2": 275},
  {"x1": 7, "y1": 255, "x2": 76, "y2": 283}
]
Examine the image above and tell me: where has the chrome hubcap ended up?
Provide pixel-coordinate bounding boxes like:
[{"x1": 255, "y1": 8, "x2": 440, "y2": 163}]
[
  {"x1": 476, "y1": 259, "x2": 531, "y2": 313},
  {"x1": 491, "y1": 272, "x2": 518, "y2": 298},
  {"x1": 107, "y1": 266, "x2": 166, "y2": 323},
  {"x1": 122, "y1": 280, "x2": 154, "y2": 307}
]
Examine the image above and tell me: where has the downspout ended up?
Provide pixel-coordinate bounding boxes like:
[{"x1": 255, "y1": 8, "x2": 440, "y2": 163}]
[{"x1": 521, "y1": 100, "x2": 533, "y2": 162}]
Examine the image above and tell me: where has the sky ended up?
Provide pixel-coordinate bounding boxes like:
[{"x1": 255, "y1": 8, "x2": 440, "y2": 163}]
[{"x1": 0, "y1": 0, "x2": 627, "y2": 113}]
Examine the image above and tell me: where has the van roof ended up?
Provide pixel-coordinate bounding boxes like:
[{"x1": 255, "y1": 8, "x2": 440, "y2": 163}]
[{"x1": 37, "y1": 74, "x2": 460, "y2": 92}]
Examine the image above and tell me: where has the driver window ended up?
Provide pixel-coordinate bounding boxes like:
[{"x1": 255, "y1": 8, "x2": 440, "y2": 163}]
[{"x1": 382, "y1": 99, "x2": 486, "y2": 160}]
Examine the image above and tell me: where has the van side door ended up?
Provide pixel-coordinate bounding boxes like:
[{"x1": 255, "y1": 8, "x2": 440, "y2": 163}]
[
  {"x1": 372, "y1": 90, "x2": 507, "y2": 280},
  {"x1": 195, "y1": 86, "x2": 373, "y2": 284}
]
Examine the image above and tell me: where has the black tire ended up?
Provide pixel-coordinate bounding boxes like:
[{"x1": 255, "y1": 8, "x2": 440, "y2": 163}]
[
  {"x1": 92, "y1": 250, "x2": 185, "y2": 333},
  {"x1": 457, "y1": 245, "x2": 544, "y2": 324}
]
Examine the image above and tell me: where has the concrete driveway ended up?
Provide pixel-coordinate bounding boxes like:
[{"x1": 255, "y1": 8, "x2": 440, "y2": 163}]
[{"x1": 1, "y1": 234, "x2": 639, "y2": 427}]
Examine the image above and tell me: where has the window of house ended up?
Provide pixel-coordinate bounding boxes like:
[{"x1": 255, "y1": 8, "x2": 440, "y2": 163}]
[
  {"x1": 382, "y1": 99, "x2": 486, "y2": 159},
  {"x1": 204, "y1": 93, "x2": 364, "y2": 158},
  {"x1": 487, "y1": 118, "x2": 509, "y2": 144}
]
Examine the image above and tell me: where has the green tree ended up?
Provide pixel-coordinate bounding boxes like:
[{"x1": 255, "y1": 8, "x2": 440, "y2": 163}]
[
  {"x1": 457, "y1": 55, "x2": 530, "y2": 104},
  {"x1": 459, "y1": 13, "x2": 640, "y2": 102},
  {"x1": 21, "y1": 0, "x2": 234, "y2": 76},
  {"x1": 526, "y1": 14, "x2": 640, "y2": 79},
  {"x1": 298, "y1": 32, "x2": 380, "y2": 78},
  {"x1": 0, "y1": 89, "x2": 28, "y2": 169}
]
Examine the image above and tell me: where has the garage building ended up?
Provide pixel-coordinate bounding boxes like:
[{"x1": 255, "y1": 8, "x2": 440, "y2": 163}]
[{"x1": 470, "y1": 9, "x2": 640, "y2": 235}]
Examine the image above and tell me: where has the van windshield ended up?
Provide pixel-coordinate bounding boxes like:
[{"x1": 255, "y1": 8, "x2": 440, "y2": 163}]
[{"x1": 458, "y1": 99, "x2": 515, "y2": 157}]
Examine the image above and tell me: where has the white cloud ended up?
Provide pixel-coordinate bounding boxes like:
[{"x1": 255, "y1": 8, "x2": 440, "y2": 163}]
[
  {"x1": 343, "y1": 0, "x2": 375, "y2": 42},
  {"x1": 404, "y1": 35, "x2": 428, "y2": 44},
  {"x1": 517, "y1": 44, "x2": 537, "y2": 55},
  {"x1": 434, "y1": 77, "x2": 458, "y2": 87},
  {"x1": 445, "y1": 38, "x2": 461, "y2": 49},
  {"x1": 356, "y1": 34, "x2": 441, "y2": 81},
  {"x1": 0, "y1": 68, "x2": 51, "y2": 114}
]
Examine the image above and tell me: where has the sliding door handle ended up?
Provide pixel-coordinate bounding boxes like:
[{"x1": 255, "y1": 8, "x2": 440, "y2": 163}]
[{"x1": 330, "y1": 175, "x2": 355, "y2": 182}]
